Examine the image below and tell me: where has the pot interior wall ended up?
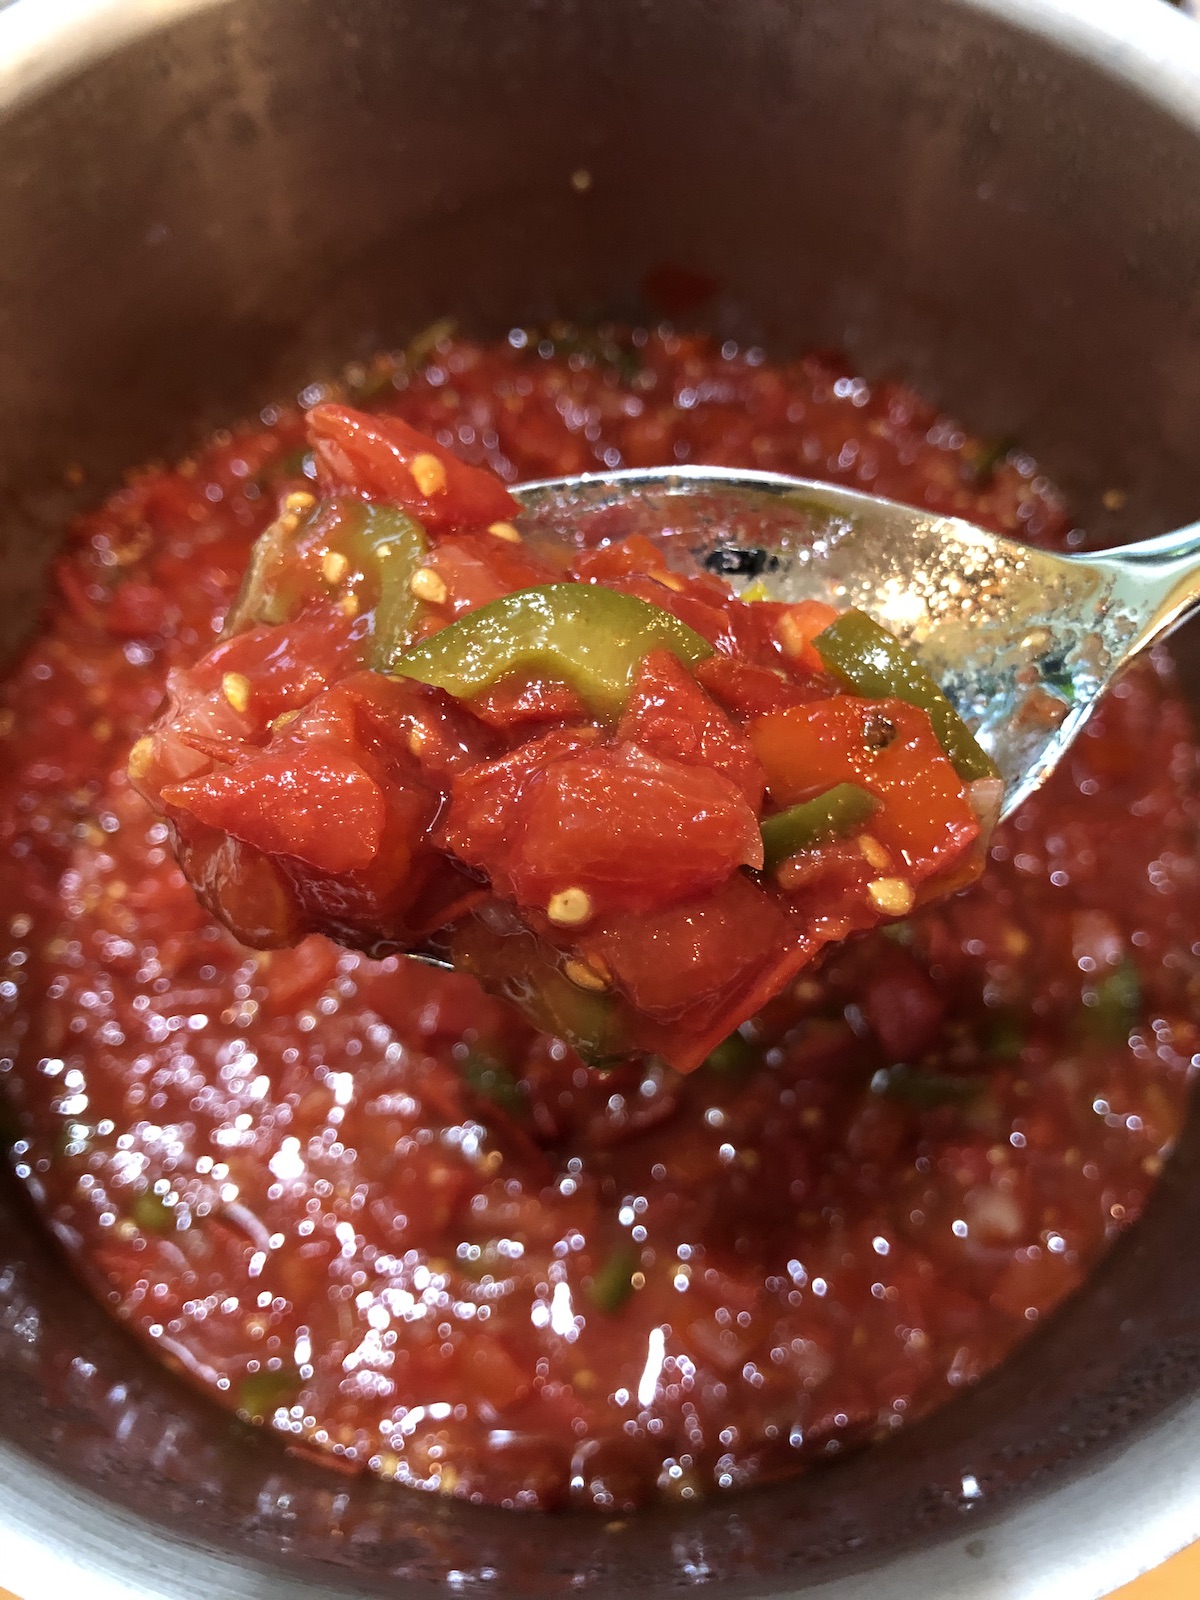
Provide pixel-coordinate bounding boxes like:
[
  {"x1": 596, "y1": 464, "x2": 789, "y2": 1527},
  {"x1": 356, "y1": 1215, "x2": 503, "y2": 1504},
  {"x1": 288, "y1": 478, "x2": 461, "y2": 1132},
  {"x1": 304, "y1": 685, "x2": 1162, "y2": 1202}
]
[{"x1": 3, "y1": 0, "x2": 1200, "y2": 1594}]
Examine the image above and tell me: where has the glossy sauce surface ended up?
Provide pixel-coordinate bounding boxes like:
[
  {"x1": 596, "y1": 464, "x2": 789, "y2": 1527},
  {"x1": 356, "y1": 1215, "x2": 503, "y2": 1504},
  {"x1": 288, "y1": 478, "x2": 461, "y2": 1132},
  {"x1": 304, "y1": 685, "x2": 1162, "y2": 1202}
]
[{"x1": 1, "y1": 330, "x2": 1196, "y2": 1510}]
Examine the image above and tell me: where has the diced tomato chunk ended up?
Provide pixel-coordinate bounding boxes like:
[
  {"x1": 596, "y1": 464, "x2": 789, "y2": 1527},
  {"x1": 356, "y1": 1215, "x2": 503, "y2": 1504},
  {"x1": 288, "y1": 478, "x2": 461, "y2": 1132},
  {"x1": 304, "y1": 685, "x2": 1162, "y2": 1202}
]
[
  {"x1": 617, "y1": 650, "x2": 765, "y2": 807},
  {"x1": 307, "y1": 403, "x2": 518, "y2": 531},
  {"x1": 589, "y1": 874, "x2": 788, "y2": 1024},
  {"x1": 439, "y1": 726, "x2": 601, "y2": 863},
  {"x1": 424, "y1": 532, "x2": 561, "y2": 620},
  {"x1": 129, "y1": 602, "x2": 363, "y2": 804},
  {"x1": 694, "y1": 654, "x2": 817, "y2": 719},
  {"x1": 615, "y1": 921, "x2": 828, "y2": 1074},
  {"x1": 600, "y1": 573, "x2": 741, "y2": 651},
  {"x1": 469, "y1": 675, "x2": 591, "y2": 730},
  {"x1": 444, "y1": 738, "x2": 763, "y2": 917},
  {"x1": 172, "y1": 817, "x2": 305, "y2": 948},
  {"x1": 773, "y1": 598, "x2": 840, "y2": 673},
  {"x1": 570, "y1": 533, "x2": 669, "y2": 583},
  {"x1": 326, "y1": 669, "x2": 495, "y2": 778},
  {"x1": 164, "y1": 743, "x2": 386, "y2": 875}
]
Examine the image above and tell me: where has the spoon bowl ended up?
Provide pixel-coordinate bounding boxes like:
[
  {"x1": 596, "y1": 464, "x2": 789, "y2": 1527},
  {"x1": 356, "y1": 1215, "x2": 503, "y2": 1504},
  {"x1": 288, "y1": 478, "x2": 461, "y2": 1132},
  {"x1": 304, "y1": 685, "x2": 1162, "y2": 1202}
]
[{"x1": 514, "y1": 466, "x2": 1200, "y2": 819}]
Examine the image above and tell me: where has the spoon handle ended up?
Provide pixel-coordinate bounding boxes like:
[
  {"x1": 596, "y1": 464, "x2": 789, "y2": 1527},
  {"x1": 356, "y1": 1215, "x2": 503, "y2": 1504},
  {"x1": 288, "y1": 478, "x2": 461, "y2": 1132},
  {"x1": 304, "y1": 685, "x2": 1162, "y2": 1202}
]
[
  {"x1": 1070, "y1": 518, "x2": 1200, "y2": 656},
  {"x1": 1084, "y1": 518, "x2": 1200, "y2": 570}
]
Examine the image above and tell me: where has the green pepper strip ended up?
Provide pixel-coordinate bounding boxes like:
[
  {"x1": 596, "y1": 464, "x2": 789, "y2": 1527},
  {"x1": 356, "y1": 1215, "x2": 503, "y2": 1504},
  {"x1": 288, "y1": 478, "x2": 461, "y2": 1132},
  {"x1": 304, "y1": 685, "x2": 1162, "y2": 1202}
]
[
  {"x1": 224, "y1": 499, "x2": 426, "y2": 652},
  {"x1": 876, "y1": 1063, "x2": 983, "y2": 1110},
  {"x1": 759, "y1": 782, "x2": 880, "y2": 870},
  {"x1": 813, "y1": 609, "x2": 998, "y2": 782},
  {"x1": 388, "y1": 584, "x2": 713, "y2": 718},
  {"x1": 1081, "y1": 957, "x2": 1141, "y2": 1046},
  {"x1": 357, "y1": 505, "x2": 427, "y2": 667},
  {"x1": 448, "y1": 922, "x2": 626, "y2": 1066},
  {"x1": 460, "y1": 1051, "x2": 529, "y2": 1120},
  {"x1": 224, "y1": 510, "x2": 304, "y2": 633},
  {"x1": 702, "y1": 1030, "x2": 758, "y2": 1077},
  {"x1": 237, "y1": 1366, "x2": 300, "y2": 1421},
  {"x1": 588, "y1": 1244, "x2": 640, "y2": 1314},
  {"x1": 131, "y1": 1189, "x2": 178, "y2": 1235},
  {"x1": 519, "y1": 967, "x2": 624, "y2": 1069}
]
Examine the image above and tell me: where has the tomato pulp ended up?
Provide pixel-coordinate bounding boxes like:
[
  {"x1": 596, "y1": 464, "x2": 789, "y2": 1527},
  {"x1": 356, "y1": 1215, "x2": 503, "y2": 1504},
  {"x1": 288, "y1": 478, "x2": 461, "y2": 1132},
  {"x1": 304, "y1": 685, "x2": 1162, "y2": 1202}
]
[{"x1": 0, "y1": 328, "x2": 1196, "y2": 1510}]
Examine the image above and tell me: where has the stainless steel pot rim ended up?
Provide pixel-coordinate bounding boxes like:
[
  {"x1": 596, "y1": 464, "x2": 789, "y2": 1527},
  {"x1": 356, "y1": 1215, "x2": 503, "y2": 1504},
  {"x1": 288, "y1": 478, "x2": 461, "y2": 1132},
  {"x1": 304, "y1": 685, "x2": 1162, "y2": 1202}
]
[
  {"x1": 3, "y1": 0, "x2": 1200, "y2": 1597},
  {"x1": 5, "y1": 1391, "x2": 1200, "y2": 1600},
  {"x1": 0, "y1": 0, "x2": 229, "y2": 109},
  {"x1": 4, "y1": 0, "x2": 1200, "y2": 120}
]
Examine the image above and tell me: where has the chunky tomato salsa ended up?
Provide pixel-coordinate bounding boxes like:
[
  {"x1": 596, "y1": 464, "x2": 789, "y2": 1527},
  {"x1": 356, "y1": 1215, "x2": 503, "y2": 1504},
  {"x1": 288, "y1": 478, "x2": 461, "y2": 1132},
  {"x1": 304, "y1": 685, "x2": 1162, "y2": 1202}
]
[
  {"x1": 128, "y1": 402, "x2": 1000, "y2": 1074},
  {"x1": 1, "y1": 328, "x2": 1196, "y2": 1511}
]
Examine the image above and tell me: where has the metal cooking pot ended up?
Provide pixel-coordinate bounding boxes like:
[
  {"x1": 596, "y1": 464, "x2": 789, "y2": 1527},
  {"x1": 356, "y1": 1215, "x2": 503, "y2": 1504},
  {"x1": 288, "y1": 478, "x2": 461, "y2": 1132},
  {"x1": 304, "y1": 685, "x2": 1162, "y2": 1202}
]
[{"x1": 3, "y1": 1, "x2": 1200, "y2": 1596}]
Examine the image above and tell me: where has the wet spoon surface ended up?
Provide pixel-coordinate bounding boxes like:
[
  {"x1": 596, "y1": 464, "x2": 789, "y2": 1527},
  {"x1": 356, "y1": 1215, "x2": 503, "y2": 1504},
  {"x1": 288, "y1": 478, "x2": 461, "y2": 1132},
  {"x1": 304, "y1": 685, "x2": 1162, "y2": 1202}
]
[{"x1": 514, "y1": 465, "x2": 1200, "y2": 820}]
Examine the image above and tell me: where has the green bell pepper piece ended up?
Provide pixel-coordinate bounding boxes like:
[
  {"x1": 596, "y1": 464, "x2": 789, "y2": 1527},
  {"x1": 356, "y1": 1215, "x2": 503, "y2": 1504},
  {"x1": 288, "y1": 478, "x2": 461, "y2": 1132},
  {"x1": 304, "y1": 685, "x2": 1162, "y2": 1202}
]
[
  {"x1": 356, "y1": 505, "x2": 427, "y2": 666},
  {"x1": 448, "y1": 921, "x2": 626, "y2": 1066},
  {"x1": 875, "y1": 1063, "x2": 983, "y2": 1110},
  {"x1": 760, "y1": 782, "x2": 880, "y2": 870},
  {"x1": 388, "y1": 583, "x2": 713, "y2": 717},
  {"x1": 460, "y1": 1050, "x2": 529, "y2": 1120},
  {"x1": 225, "y1": 508, "x2": 309, "y2": 633},
  {"x1": 701, "y1": 1030, "x2": 758, "y2": 1077},
  {"x1": 1081, "y1": 957, "x2": 1141, "y2": 1046},
  {"x1": 813, "y1": 609, "x2": 998, "y2": 782},
  {"x1": 224, "y1": 499, "x2": 426, "y2": 655},
  {"x1": 131, "y1": 1188, "x2": 178, "y2": 1235},
  {"x1": 515, "y1": 957, "x2": 623, "y2": 1068},
  {"x1": 588, "y1": 1244, "x2": 640, "y2": 1314},
  {"x1": 237, "y1": 1365, "x2": 300, "y2": 1421}
]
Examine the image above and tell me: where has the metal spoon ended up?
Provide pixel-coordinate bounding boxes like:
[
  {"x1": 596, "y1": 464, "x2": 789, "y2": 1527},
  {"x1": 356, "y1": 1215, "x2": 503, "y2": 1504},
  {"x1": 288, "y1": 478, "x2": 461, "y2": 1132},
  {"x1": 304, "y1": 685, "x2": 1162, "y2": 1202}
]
[{"x1": 511, "y1": 466, "x2": 1200, "y2": 821}]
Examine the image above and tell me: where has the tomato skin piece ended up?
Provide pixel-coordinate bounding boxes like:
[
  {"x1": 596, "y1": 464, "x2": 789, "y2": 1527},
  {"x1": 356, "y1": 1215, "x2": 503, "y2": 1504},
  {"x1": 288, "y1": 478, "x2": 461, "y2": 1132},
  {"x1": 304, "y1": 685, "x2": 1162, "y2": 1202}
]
[
  {"x1": 617, "y1": 649, "x2": 765, "y2": 808},
  {"x1": 306, "y1": 403, "x2": 518, "y2": 531},
  {"x1": 616, "y1": 922, "x2": 828, "y2": 1074},
  {"x1": 164, "y1": 743, "x2": 387, "y2": 875},
  {"x1": 774, "y1": 598, "x2": 841, "y2": 674},
  {"x1": 694, "y1": 654, "x2": 819, "y2": 719},
  {"x1": 439, "y1": 725, "x2": 601, "y2": 861},
  {"x1": 423, "y1": 532, "x2": 560, "y2": 620},
  {"x1": 570, "y1": 534, "x2": 672, "y2": 584},
  {"x1": 468, "y1": 676, "x2": 591, "y2": 731},
  {"x1": 331, "y1": 669, "x2": 497, "y2": 780},
  {"x1": 129, "y1": 602, "x2": 364, "y2": 801},
  {"x1": 171, "y1": 816, "x2": 306, "y2": 948},
  {"x1": 750, "y1": 695, "x2": 979, "y2": 880},
  {"x1": 444, "y1": 738, "x2": 764, "y2": 917},
  {"x1": 601, "y1": 572, "x2": 741, "y2": 652}
]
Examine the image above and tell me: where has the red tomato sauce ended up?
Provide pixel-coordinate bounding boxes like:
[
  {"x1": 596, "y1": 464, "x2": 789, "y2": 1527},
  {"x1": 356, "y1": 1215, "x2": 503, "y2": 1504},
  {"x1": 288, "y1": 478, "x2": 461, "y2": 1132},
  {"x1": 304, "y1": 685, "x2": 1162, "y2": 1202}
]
[{"x1": 1, "y1": 328, "x2": 1197, "y2": 1510}]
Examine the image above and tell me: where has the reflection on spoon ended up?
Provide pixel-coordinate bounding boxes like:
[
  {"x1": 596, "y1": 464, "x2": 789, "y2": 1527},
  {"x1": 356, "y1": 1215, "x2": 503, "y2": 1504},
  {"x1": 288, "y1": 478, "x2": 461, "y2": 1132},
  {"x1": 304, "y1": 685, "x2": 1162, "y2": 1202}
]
[{"x1": 515, "y1": 465, "x2": 1200, "y2": 820}]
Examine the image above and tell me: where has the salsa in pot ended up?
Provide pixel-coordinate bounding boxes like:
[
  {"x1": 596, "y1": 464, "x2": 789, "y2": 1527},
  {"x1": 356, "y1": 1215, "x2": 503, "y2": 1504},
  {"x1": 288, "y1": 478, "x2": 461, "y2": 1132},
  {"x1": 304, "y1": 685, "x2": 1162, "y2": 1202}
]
[{"x1": 1, "y1": 328, "x2": 1196, "y2": 1510}]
